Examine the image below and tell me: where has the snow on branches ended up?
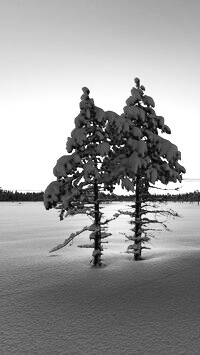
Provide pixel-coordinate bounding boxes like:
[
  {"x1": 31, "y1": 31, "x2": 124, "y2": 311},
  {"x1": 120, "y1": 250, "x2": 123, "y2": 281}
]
[
  {"x1": 113, "y1": 77, "x2": 186, "y2": 259},
  {"x1": 119, "y1": 77, "x2": 186, "y2": 186},
  {"x1": 44, "y1": 77, "x2": 186, "y2": 264},
  {"x1": 44, "y1": 181, "x2": 62, "y2": 210},
  {"x1": 44, "y1": 87, "x2": 122, "y2": 266},
  {"x1": 119, "y1": 201, "x2": 180, "y2": 258}
]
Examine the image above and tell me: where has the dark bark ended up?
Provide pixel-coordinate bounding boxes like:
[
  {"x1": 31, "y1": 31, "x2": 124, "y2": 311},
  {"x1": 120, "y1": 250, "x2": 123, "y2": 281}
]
[
  {"x1": 134, "y1": 175, "x2": 142, "y2": 260},
  {"x1": 93, "y1": 178, "x2": 102, "y2": 266}
]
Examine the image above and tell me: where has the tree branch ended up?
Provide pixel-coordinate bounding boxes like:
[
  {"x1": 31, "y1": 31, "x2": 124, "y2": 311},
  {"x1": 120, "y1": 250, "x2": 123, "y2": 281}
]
[{"x1": 49, "y1": 225, "x2": 90, "y2": 252}]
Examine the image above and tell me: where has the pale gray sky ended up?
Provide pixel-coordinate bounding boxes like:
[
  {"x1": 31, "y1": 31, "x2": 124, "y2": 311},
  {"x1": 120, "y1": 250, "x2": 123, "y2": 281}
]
[{"x1": 0, "y1": 0, "x2": 199, "y2": 193}]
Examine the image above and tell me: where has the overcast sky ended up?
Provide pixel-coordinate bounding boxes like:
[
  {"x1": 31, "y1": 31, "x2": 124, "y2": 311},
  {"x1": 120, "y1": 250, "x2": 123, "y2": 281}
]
[{"x1": 0, "y1": 0, "x2": 199, "y2": 193}]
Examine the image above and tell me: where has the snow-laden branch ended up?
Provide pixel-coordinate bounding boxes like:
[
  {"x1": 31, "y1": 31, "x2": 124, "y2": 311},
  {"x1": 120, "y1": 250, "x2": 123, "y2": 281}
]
[
  {"x1": 127, "y1": 245, "x2": 151, "y2": 253},
  {"x1": 77, "y1": 241, "x2": 109, "y2": 248},
  {"x1": 49, "y1": 225, "x2": 90, "y2": 253},
  {"x1": 89, "y1": 232, "x2": 112, "y2": 240},
  {"x1": 49, "y1": 216, "x2": 114, "y2": 253},
  {"x1": 100, "y1": 213, "x2": 120, "y2": 225},
  {"x1": 128, "y1": 217, "x2": 170, "y2": 231},
  {"x1": 141, "y1": 218, "x2": 170, "y2": 231},
  {"x1": 140, "y1": 208, "x2": 179, "y2": 218},
  {"x1": 120, "y1": 232, "x2": 150, "y2": 243},
  {"x1": 120, "y1": 204, "x2": 179, "y2": 218}
]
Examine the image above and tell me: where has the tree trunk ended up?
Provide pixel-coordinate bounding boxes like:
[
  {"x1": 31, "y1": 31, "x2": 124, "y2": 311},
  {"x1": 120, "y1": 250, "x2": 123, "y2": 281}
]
[
  {"x1": 93, "y1": 179, "x2": 102, "y2": 266},
  {"x1": 134, "y1": 175, "x2": 142, "y2": 260}
]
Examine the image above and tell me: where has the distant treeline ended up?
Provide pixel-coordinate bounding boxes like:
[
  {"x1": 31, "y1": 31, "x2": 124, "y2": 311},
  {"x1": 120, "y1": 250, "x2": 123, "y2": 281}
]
[
  {"x1": 101, "y1": 192, "x2": 200, "y2": 203},
  {"x1": 0, "y1": 189, "x2": 44, "y2": 201},
  {"x1": 0, "y1": 188, "x2": 199, "y2": 203},
  {"x1": 148, "y1": 191, "x2": 200, "y2": 203}
]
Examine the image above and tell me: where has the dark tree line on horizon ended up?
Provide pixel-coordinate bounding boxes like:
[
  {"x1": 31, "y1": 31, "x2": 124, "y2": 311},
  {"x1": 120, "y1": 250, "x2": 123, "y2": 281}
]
[
  {"x1": 0, "y1": 189, "x2": 43, "y2": 202},
  {"x1": 0, "y1": 189, "x2": 199, "y2": 204}
]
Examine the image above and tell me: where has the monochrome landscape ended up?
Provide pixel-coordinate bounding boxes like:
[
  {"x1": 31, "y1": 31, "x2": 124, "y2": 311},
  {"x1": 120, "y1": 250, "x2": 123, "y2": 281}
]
[{"x1": 1, "y1": 0, "x2": 200, "y2": 353}]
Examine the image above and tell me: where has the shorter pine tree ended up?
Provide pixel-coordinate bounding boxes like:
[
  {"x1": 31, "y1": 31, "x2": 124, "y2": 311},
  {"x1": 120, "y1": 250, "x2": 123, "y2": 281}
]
[{"x1": 44, "y1": 88, "x2": 120, "y2": 266}]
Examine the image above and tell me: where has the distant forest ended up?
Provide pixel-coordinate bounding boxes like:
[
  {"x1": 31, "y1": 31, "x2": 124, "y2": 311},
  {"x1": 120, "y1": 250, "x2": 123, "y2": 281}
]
[
  {"x1": 0, "y1": 189, "x2": 43, "y2": 202},
  {"x1": 0, "y1": 188, "x2": 199, "y2": 203}
]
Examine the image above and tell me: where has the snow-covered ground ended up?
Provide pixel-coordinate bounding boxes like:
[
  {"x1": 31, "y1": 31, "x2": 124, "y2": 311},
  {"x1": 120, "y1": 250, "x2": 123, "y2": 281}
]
[{"x1": 1, "y1": 201, "x2": 200, "y2": 354}]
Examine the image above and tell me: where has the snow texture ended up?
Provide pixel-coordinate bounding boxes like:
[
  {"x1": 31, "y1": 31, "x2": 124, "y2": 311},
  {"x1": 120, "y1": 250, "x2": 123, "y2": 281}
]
[{"x1": 1, "y1": 201, "x2": 200, "y2": 354}]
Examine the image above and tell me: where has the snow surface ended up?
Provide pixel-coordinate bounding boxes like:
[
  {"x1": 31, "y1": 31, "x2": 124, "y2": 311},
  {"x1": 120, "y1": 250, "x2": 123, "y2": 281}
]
[{"x1": 1, "y1": 201, "x2": 200, "y2": 354}]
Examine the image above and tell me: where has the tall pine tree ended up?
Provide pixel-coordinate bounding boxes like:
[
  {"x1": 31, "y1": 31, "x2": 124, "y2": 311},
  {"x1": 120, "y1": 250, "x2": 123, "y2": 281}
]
[{"x1": 111, "y1": 77, "x2": 186, "y2": 260}]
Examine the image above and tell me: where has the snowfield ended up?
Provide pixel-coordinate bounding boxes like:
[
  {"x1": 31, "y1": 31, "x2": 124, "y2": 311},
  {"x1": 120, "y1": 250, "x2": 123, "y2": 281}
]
[{"x1": 1, "y1": 201, "x2": 200, "y2": 354}]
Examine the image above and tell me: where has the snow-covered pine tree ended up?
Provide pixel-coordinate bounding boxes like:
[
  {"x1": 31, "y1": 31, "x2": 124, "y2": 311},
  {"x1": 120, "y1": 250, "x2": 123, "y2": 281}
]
[
  {"x1": 44, "y1": 87, "x2": 119, "y2": 266},
  {"x1": 112, "y1": 77, "x2": 186, "y2": 260}
]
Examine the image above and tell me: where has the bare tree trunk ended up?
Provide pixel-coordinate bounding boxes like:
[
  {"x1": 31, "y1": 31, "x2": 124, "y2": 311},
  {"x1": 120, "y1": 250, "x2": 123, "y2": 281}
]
[
  {"x1": 93, "y1": 179, "x2": 102, "y2": 266},
  {"x1": 134, "y1": 175, "x2": 142, "y2": 260}
]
